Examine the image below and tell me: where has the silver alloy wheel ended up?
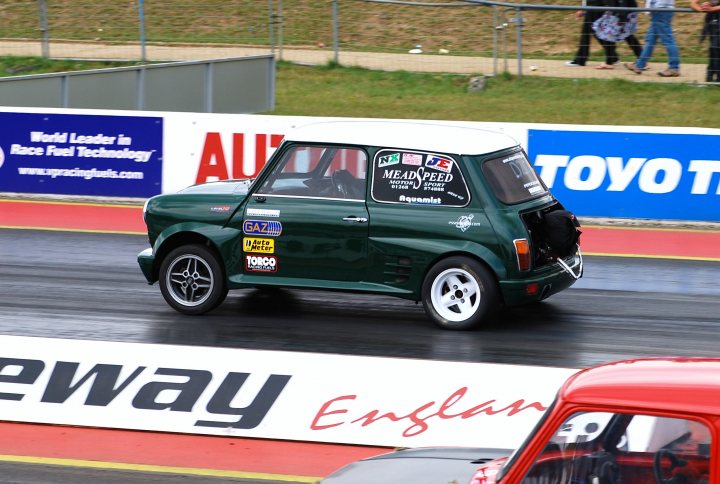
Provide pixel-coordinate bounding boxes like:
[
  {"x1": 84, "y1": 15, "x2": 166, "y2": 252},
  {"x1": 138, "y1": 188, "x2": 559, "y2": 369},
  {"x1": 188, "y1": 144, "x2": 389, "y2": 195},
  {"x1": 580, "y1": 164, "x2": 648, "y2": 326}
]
[
  {"x1": 165, "y1": 254, "x2": 214, "y2": 307},
  {"x1": 430, "y1": 267, "x2": 481, "y2": 322}
]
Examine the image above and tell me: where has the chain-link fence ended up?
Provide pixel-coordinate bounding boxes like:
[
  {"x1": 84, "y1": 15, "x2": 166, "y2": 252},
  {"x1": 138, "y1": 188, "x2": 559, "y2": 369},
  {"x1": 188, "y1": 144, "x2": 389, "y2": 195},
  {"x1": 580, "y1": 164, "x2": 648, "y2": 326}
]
[{"x1": 0, "y1": 0, "x2": 710, "y2": 81}]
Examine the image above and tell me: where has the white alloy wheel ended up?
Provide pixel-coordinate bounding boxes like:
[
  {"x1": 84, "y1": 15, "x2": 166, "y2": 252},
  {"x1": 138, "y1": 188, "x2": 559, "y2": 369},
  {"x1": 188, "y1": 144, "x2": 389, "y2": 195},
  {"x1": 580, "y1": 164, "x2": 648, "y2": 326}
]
[
  {"x1": 421, "y1": 256, "x2": 499, "y2": 330},
  {"x1": 430, "y1": 268, "x2": 481, "y2": 322}
]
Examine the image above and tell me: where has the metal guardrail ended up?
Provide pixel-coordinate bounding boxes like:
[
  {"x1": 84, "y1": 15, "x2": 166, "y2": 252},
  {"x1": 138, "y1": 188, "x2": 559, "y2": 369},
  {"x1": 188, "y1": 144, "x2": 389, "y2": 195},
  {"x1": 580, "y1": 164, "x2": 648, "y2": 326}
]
[{"x1": 0, "y1": 55, "x2": 275, "y2": 114}]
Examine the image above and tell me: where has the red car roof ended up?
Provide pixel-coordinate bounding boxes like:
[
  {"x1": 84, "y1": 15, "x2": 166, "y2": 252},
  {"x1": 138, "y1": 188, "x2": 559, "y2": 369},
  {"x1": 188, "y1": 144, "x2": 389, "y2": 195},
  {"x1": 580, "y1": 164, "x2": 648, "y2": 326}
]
[{"x1": 559, "y1": 357, "x2": 720, "y2": 416}]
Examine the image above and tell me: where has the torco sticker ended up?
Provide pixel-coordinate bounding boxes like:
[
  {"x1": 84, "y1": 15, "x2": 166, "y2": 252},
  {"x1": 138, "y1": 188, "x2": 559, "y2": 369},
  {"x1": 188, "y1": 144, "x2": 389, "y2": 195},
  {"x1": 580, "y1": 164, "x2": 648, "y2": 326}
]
[
  {"x1": 426, "y1": 155, "x2": 453, "y2": 173},
  {"x1": 247, "y1": 208, "x2": 280, "y2": 218},
  {"x1": 243, "y1": 220, "x2": 282, "y2": 237},
  {"x1": 243, "y1": 237, "x2": 274, "y2": 253},
  {"x1": 378, "y1": 153, "x2": 400, "y2": 167},
  {"x1": 245, "y1": 255, "x2": 278, "y2": 272}
]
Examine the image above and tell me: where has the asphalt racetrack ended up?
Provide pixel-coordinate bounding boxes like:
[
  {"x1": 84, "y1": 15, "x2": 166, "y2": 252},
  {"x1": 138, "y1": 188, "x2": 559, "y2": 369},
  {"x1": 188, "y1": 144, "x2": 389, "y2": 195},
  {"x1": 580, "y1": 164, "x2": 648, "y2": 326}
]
[
  {"x1": 2, "y1": 228, "x2": 719, "y2": 369},
  {"x1": 1, "y1": 219, "x2": 719, "y2": 483}
]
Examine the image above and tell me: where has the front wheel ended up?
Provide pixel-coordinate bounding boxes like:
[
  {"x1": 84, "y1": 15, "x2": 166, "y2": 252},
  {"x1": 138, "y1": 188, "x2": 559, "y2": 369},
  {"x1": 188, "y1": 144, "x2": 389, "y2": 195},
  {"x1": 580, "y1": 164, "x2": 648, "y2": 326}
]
[
  {"x1": 421, "y1": 256, "x2": 499, "y2": 330},
  {"x1": 159, "y1": 244, "x2": 227, "y2": 315}
]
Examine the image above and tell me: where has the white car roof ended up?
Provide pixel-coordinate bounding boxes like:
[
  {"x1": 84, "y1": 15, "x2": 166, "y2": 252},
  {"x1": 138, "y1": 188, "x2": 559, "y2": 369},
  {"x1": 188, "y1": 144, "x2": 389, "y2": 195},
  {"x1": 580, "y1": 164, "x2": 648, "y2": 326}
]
[{"x1": 283, "y1": 120, "x2": 519, "y2": 156}]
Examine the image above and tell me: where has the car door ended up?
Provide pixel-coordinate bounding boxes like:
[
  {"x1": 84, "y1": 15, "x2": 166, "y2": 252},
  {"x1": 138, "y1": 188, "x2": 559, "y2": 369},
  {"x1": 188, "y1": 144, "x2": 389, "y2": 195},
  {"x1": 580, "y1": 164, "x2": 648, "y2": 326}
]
[{"x1": 240, "y1": 144, "x2": 370, "y2": 283}]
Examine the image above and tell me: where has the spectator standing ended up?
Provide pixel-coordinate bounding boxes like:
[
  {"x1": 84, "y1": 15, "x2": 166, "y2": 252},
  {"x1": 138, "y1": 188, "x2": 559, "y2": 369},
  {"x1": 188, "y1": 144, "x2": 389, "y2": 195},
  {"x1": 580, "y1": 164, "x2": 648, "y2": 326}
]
[
  {"x1": 566, "y1": 0, "x2": 620, "y2": 67},
  {"x1": 691, "y1": 0, "x2": 720, "y2": 82},
  {"x1": 624, "y1": 0, "x2": 681, "y2": 77},
  {"x1": 592, "y1": 0, "x2": 644, "y2": 67}
]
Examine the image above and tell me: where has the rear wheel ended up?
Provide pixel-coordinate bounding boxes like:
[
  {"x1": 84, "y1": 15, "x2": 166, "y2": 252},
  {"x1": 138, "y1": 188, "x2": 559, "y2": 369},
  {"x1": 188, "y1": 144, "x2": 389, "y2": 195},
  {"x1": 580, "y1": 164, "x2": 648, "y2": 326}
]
[
  {"x1": 159, "y1": 244, "x2": 227, "y2": 315},
  {"x1": 421, "y1": 256, "x2": 499, "y2": 330}
]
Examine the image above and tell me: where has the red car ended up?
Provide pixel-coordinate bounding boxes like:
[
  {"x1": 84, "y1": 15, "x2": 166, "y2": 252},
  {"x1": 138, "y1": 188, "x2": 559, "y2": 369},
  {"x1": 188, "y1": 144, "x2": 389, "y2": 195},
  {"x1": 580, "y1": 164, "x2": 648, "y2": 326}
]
[{"x1": 322, "y1": 358, "x2": 718, "y2": 484}]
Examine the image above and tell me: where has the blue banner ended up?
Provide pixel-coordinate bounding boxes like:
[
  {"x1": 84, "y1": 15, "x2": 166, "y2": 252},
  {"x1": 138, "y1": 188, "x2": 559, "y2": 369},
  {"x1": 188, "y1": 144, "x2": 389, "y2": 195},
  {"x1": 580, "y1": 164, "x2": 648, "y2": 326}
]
[
  {"x1": 0, "y1": 112, "x2": 162, "y2": 197},
  {"x1": 527, "y1": 130, "x2": 720, "y2": 222}
]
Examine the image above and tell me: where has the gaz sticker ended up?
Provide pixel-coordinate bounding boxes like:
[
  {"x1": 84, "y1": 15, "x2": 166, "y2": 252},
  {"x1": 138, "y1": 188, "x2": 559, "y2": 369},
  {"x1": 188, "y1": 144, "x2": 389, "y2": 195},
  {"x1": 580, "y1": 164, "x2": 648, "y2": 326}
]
[{"x1": 243, "y1": 219, "x2": 282, "y2": 236}]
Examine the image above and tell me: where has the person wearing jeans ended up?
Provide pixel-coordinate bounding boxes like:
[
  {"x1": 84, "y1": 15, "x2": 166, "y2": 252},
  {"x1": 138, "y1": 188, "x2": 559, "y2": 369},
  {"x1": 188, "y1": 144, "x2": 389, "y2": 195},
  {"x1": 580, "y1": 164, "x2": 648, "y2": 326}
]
[
  {"x1": 624, "y1": 0, "x2": 681, "y2": 76},
  {"x1": 691, "y1": 0, "x2": 720, "y2": 82}
]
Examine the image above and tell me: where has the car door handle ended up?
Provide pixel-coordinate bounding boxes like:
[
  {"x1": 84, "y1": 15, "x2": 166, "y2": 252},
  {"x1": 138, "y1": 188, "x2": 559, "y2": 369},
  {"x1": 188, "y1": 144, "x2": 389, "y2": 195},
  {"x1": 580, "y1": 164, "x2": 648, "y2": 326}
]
[{"x1": 342, "y1": 216, "x2": 368, "y2": 223}]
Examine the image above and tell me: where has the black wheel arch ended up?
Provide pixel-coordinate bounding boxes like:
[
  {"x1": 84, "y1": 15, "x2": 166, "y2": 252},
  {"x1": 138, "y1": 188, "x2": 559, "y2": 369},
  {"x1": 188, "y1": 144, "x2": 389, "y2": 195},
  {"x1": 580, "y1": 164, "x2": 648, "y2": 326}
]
[
  {"x1": 419, "y1": 251, "x2": 503, "y2": 304},
  {"x1": 152, "y1": 232, "x2": 225, "y2": 282}
]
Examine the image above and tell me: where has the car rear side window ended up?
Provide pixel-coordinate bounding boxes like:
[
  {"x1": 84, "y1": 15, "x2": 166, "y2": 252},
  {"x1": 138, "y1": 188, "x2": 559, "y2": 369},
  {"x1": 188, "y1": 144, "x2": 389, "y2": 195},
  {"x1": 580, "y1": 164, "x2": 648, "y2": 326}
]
[{"x1": 481, "y1": 150, "x2": 547, "y2": 204}]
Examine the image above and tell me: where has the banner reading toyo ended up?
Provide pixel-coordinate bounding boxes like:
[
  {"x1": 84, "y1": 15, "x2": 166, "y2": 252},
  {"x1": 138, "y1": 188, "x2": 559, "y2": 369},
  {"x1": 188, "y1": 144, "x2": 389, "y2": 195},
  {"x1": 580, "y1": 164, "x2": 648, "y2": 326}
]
[
  {"x1": 527, "y1": 129, "x2": 720, "y2": 221},
  {"x1": 0, "y1": 112, "x2": 162, "y2": 197}
]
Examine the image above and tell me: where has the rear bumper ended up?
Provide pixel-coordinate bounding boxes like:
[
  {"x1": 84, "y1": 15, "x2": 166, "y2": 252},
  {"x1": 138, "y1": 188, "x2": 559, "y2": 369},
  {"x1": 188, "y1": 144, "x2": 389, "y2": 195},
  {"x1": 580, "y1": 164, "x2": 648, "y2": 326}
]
[
  {"x1": 137, "y1": 247, "x2": 157, "y2": 284},
  {"x1": 499, "y1": 252, "x2": 582, "y2": 305}
]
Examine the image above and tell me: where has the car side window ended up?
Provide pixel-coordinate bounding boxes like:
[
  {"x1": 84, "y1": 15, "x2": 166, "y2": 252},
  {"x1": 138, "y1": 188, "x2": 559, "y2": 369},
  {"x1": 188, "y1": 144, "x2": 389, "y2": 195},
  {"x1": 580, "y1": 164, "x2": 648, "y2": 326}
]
[
  {"x1": 256, "y1": 145, "x2": 367, "y2": 200},
  {"x1": 370, "y1": 149, "x2": 470, "y2": 207},
  {"x1": 522, "y1": 412, "x2": 712, "y2": 484}
]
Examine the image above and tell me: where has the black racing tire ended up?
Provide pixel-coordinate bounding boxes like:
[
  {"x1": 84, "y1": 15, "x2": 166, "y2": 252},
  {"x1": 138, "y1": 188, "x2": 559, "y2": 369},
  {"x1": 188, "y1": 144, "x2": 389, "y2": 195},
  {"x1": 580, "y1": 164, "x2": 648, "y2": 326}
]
[
  {"x1": 421, "y1": 256, "x2": 500, "y2": 330},
  {"x1": 158, "y1": 244, "x2": 228, "y2": 315}
]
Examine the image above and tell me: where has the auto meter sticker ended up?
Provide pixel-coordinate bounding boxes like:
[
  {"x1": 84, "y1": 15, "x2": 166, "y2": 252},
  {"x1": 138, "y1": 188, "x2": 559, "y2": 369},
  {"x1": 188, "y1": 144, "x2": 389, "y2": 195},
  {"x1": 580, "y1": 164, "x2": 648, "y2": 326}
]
[
  {"x1": 371, "y1": 149, "x2": 470, "y2": 207},
  {"x1": 243, "y1": 219, "x2": 282, "y2": 236},
  {"x1": 377, "y1": 152, "x2": 400, "y2": 167},
  {"x1": 245, "y1": 255, "x2": 278, "y2": 272},
  {"x1": 247, "y1": 208, "x2": 280, "y2": 218},
  {"x1": 426, "y1": 155, "x2": 453, "y2": 173},
  {"x1": 449, "y1": 214, "x2": 482, "y2": 232},
  {"x1": 402, "y1": 153, "x2": 423, "y2": 166},
  {"x1": 243, "y1": 237, "x2": 275, "y2": 253}
]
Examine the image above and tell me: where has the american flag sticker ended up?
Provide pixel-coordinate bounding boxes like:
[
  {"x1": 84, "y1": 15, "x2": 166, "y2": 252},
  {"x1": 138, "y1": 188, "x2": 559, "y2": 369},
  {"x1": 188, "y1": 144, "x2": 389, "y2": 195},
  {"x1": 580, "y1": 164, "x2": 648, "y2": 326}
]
[
  {"x1": 402, "y1": 153, "x2": 423, "y2": 166},
  {"x1": 426, "y1": 155, "x2": 453, "y2": 173}
]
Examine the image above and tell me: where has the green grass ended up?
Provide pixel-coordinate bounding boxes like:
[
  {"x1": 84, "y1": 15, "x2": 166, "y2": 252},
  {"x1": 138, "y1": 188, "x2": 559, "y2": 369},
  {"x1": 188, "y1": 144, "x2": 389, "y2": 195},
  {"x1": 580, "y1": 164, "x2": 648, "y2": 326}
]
[
  {"x1": 1, "y1": 56, "x2": 718, "y2": 128},
  {"x1": 270, "y1": 62, "x2": 720, "y2": 128},
  {"x1": 0, "y1": 56, "x2": 145, "y2": 76},
  {"x1": 0, "y1": 0, "x2": 708, "y2": 61}
]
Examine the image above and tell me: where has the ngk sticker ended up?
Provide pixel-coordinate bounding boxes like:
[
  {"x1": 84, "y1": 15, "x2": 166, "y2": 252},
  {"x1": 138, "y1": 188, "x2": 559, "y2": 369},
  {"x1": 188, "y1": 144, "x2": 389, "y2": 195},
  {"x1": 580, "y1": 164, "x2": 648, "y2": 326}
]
[{"x1": 245, "y1": 255, "x2": 278, "y2": 272}]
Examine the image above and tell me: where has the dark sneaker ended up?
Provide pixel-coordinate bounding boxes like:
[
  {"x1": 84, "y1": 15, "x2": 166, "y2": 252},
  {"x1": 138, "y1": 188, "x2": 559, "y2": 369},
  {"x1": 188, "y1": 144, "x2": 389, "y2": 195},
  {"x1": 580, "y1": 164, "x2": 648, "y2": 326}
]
[
  {"x1": 565, "y1": 60, "x2": 583, "y2": 67},
  {"x1": 658, "y1": 69, "x2": 680, "y2": 77},
  {"x1": 624, "y1": 62, "x2": 643, "y2": 74}
]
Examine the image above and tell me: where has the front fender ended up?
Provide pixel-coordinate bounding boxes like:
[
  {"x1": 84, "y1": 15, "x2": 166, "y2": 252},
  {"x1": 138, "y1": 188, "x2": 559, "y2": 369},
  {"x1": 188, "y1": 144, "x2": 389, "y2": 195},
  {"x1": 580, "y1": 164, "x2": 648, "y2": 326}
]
[{"x1": 144, "y1": 222, "x2": 243, "y2": 283}]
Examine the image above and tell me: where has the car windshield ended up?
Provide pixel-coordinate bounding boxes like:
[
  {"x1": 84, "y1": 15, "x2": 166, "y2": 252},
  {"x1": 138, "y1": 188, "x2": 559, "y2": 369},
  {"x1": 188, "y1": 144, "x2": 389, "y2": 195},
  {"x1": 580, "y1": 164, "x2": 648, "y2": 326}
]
[
  {"x1": 517, "y1": 411, "x2": 712, "y2": 483},
  {"x1": 478, "y1": 150, "x2": 548, "y2": 204},
  {"x1": 496, "y1": 397, "x2": 557, "y2": 481}
]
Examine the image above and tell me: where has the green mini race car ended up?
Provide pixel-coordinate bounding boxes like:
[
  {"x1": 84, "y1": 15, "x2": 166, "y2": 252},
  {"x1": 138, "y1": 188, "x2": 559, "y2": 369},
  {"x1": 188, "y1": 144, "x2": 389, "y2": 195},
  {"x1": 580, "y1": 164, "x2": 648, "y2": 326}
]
[{"x1": 138, "y1": 120, "x2": 582, "y2": 330}]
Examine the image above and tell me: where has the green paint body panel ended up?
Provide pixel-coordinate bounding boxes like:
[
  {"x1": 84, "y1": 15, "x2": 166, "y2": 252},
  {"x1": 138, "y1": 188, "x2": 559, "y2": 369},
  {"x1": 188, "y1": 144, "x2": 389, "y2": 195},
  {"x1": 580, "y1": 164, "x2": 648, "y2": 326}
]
[{"x1": 138, "y1": 133, "x2": 580, "y2": 308}]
